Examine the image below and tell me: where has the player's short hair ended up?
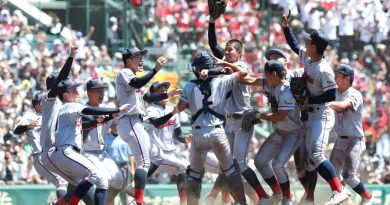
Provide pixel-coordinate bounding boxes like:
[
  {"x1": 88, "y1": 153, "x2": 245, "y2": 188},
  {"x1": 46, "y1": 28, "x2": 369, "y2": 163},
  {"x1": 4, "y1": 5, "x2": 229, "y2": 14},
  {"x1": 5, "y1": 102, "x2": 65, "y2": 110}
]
[{"x1": 226, "y1": 39, "x2": 243, "y2": 53}]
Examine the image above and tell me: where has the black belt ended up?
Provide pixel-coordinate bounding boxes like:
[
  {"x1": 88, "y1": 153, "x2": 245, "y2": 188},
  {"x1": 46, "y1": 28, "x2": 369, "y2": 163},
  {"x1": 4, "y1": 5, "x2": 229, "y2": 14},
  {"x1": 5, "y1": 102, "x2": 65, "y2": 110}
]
[
  {"x1": 340, "y1": 136, "x2": 363, "y2": 140},
  {"x1": 227, "y1": 113, "x2": 243, "y2": 120},
  {"x1": 194, "y1": 125, "x2": 222, "y2": 129},
  {"x1": 70, "y1": 145, "x2": 81, "y2": 153}
]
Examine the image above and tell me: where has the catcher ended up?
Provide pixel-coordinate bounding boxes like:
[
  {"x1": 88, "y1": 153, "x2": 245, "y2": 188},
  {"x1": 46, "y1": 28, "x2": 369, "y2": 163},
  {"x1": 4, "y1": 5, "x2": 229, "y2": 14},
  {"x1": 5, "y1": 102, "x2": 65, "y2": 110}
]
[{"x1": 242, "y1": 60, "x2": 303, "y2": 205}]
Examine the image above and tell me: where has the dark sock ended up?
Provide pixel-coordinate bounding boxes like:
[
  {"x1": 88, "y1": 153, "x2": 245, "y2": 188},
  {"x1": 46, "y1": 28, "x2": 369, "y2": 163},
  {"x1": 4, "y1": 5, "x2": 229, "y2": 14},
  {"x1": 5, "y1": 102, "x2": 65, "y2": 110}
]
[
  {"x1": 147, "y1": 162, "x2": 159, "y2": 178},
  {"x1": 316, "y1": 160, "x2": 342, "y2": 192},
  {"x1": 242, "y1": 168, "x2": 268, "y2": 198},
  {"x1": 94, "y1": 188, "x2": 107, "y2": 205}
]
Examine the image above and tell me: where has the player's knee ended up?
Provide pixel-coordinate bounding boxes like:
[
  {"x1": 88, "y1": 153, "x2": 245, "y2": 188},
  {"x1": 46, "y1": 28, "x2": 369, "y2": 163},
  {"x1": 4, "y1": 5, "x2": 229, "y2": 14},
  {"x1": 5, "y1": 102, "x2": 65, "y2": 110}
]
[
  {"x1": 222, "y1": 160, "x2": 239, "y2": 177},
  {"x1": 90, "y1": 172, "x2": 109, "y2": 189},
  {"x1": 110, "y1": 172, "x2": 124, "y2": 190},
  {"x1": 272, "y1": 160, "x2": 284, "y2": 171},
  {"x1": 237, "y1": 161, "x2": 248, "y2": 173},
  {"x1": 186, "y1": 166, "x2": 204, "y2": 182}
]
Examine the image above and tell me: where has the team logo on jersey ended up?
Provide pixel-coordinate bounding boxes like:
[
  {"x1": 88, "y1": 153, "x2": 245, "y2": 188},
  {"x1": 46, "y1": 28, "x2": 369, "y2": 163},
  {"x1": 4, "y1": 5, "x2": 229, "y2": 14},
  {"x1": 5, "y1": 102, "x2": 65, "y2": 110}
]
[{"x1": 157, "y1": 119, "x2": 176, "y2": 129}]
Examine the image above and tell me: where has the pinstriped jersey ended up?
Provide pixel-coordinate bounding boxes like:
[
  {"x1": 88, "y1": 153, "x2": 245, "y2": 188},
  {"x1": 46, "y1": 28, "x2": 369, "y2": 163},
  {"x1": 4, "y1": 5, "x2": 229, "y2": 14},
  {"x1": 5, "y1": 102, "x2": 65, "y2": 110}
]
[
  {"x1": 116, "y1": 68, "x2": 146, "y2": 116},
  {"x1": 40, "y1": 94, "x2": 62, "y2": 149},
  {"x1": 16, "y1": 112, "x2": 42, "y2": 154},
  {"x1": 225, "y1": 61, "x2": 252, "y2": 115},
  {"x1": 55, "y1": 103, "x2": 85, "y2": 149},
  {"x1": 298, "y1": 49, "x2": 337, "y2": 98},
  {"x1": 335, "y1": 87, "x2": 364, "y2": 137},
  {"x1": 180, "y1": 74, "x2": 236, "y2": 127},
  {"x1": 145, "y1": 104, "x2": 180, "y2": 152},
  {"x1": 269, "y1": 81, "x2": 302, "y2": 132}
]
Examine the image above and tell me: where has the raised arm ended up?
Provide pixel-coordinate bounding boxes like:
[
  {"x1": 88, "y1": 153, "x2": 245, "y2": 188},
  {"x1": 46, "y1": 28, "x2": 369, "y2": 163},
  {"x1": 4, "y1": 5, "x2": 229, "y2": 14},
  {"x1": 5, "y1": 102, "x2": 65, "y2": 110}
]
[
  {"x1": 208, "y1": 18, "x2": 224, "y2": 59},
  {"x1": 48, "y1": 41, "x2": 79, "y2": 97},
  {"x1": 129, "y1": 56, "x2": 167, "y2": 89},
  {"x1": 281, "y1": 11, "x2": 300, "y2": 55}
]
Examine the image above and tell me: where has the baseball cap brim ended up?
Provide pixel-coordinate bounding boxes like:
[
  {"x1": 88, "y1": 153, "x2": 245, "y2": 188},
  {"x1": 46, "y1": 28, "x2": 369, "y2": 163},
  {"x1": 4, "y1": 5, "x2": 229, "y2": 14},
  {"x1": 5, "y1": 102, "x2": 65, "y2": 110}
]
[
  {"x1": 133, "y1": 49, "x2": 148, "y2": 57},
  {"x1": 264, "y1": 49, "x2": 287, "y2": 60},
  {"x1": 67, "y1": 82, "x2": 83, "y2": 91},
  {"x1": 302, "y1": 32, "x2": 312, "y2": 41},
  {"x1": 150, "y1": 82, "x2": 170, "y2": 93}
]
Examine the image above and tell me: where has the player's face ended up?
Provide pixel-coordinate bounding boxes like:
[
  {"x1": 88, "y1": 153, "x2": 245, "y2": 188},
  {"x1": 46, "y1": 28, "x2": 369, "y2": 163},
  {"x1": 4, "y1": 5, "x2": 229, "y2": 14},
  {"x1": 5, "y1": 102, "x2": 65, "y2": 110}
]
[
  {"x1": 154, "y1": 87, "x2": 168, "y2": 106},
  {"x1": 264, "y1": 71, "x2": 277, "y2": 86},
  {"x1": 33, "y1": 104, "x2": 42, "y2": 113},
  {"x1": 128, "y1": 54, "x2": 144, "y2": 73},
  {"x1": 87, "y1": 88, "x2": 105, "y2": 105},
  {"x1": 304, "y1": 40, "x2": 315, "y2": 57},
  {"x1": 65, "y1": 88, "x2": 79, "y2": 103},
  {"x1": 224, "y1": 45, "x2": 241, "y2": 63},
  {"x1": 334, "y1": 72, "x2": 349, "y2": 90}
]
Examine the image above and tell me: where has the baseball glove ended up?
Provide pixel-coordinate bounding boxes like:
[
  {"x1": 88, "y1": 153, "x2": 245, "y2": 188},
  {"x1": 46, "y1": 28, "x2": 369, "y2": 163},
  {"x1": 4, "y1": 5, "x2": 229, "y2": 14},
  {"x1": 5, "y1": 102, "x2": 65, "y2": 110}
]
[
  {"x1": 208, "y1": 0, "x2": 227, "y2": 20},
  {"x1": 242, "y1": 110, "x2": 262, "y2": 132},
  {"x1": 290, "y1": 77, "x2": 308, "y2": 106}
]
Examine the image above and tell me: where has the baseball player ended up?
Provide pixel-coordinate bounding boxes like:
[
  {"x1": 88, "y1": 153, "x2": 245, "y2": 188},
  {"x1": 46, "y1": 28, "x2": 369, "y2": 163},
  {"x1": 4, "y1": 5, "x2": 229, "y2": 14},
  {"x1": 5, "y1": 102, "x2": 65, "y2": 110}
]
[
  {"x1": 239, "y1": 48, "x2": 318, "y2": 204},
  {"x1": 244, "y1": 60, "x2": 303, "y2": 205},
  {"x1": 81, "y1": 79, "x2": 124, "y2": 205},
  {"x1": 115, "y1": 46, "x2": 168, "y2": 205},
  {"x1": 281, "y1": 11, "x2": 349, "y2": 205},
  {"x1": 142, "y1": 81, "x2": 188, "y2": 204},
  {"x1": 39, "y1": 42, "x2": 88, "y2": 205},
  {"x1": 208, "y1": 14, "x2": 269, "y2": 204},
  {"x1": 13, "y1": 92, "x2": 68, "y2": 199},
  {"x1": 175, "y1": 51, "x2": 247, "y2": 205},
  {"x1": 329, "y1": 64, "x2": 372, "y2": 205},
  {"x1": 49, "y1": 78, "x2": 130, "y2": 205}
]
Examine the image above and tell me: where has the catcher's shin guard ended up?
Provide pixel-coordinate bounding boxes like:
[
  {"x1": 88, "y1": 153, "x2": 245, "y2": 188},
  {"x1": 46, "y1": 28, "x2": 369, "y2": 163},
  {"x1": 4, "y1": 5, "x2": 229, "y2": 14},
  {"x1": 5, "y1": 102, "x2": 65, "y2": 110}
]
[
  {"x1": 186, "y1": 166, "x2": 204, "y2": 205},
  {"x1": 224, "y1": 160, "x2": 247, "y2": 205}
]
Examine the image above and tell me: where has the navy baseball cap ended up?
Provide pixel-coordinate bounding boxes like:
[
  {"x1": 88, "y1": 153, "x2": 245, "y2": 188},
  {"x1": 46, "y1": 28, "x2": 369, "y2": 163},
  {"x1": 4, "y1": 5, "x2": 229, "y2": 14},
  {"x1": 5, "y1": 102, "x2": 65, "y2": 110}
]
[
  {"x1": 122, "y1": 47, "x2": 148, "y2": 61},
  {"x1": 335, "y1": 64, "x2": 354, "y2": 78},
  {"x1": 86, "y1": 79, "x2": 108, "y2": 90},
  {"x1": 191, "y1": 51, "x2": 214, "y2": 70},
  {"x1": 264, "y1": 60, "x2": 285, "y2": 73},
  {"x1": 265, "y1": 48, "x2": 288, "y2": 60},
  {"x1": 302, "y1": 30, "x2": 329, "y2": 51},
  {"x1": 32, "y1": 92, "x2": 45, "y2": 105},
  {"x1": 57, "y1": 79, "x2": 83, "y2": 94},
  {"x1": 46, "y1": 71, "x2": 59, "y2": 90},
  {"x1": 149, "y1": 81, "x2": 170, "y2": 93}
]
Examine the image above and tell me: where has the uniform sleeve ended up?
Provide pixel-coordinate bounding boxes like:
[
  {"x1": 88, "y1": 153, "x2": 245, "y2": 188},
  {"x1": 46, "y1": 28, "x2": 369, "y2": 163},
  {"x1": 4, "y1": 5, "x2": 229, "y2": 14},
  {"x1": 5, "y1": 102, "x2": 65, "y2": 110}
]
[
  {"x1": 348, "y1": 91, "x2": 363, "y2": 111},
  {"x1": 219, "y1": 74, "x2": 236, "y2": 92},
  {"x1": 320, "y1": 70, "x2": 337, "y2": 91},
  {"x1": 117, "y1": 70, "x2": 135, "y2": 87},
  {"x1": 179, "y1": 83, "x2": 191, "y2": 103},
  {"x1": 145, "y1": 107, "x2": 160, "y2": 119},
  {"x1": 278, "y1": 88, "x2": 296, "y2": 111}
]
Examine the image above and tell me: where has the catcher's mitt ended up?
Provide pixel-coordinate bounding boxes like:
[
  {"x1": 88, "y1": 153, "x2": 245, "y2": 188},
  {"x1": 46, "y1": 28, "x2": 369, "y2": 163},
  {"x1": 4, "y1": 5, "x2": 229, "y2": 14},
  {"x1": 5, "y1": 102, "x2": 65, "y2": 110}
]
[
  {"x1": 208, "y1": 0, "x2": 227, "y2": 20},
  {"x1": 290, "y1": 77, "x2": 308, "y2": 105},
  {"x1": 242, "y1": 110, "x2": 262, "y2": 132}
]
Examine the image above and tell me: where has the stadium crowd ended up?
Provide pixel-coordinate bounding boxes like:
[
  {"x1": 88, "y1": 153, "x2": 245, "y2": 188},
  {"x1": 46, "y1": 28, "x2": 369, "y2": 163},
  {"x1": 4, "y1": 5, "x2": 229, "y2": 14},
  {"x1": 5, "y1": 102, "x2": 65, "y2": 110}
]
[{"x1": 0, "y1": 0, "x2": 389, "y2": 191}]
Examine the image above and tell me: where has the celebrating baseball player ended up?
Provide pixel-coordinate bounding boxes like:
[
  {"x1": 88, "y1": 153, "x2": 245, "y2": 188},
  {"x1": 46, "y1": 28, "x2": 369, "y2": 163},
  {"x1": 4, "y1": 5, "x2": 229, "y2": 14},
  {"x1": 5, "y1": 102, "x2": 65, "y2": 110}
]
[
  {"x1": 49, "y1": 78, "x2": 130, "y2": 205},
  {"x1": 281, "y1": 10, "x2": 349, "y2": 205},
  {"x1": 175, "y1": 51, "x2": 248, "y2": 205},
  {"x1": 81, "y1": 79, "x2": 125, "y2": 205},
  {"x1": 13, "y1": 92, "x2": 68, "y2": 199},
  {"x1": 208, "y1": 2, "x2": 269, "y2": 203},
  {"x1": 329, "y1": 64, "x2": 372, "y2": 205},
  {"x1": 115, "y1": 46, "x2": 168, "y2": 205},
  {"x1": 242, "y1": 60, "x2": 303, "y2": 205},
  {"x1": 40, "y1": 41, "x2": 88, "y2": 205}
]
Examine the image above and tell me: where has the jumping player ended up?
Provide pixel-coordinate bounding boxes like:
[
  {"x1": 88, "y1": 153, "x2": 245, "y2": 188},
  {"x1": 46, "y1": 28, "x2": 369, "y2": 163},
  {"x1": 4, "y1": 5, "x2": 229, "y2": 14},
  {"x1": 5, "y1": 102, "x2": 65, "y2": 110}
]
[{"x1": 281, "y1": 10, "x2": 349, "y2": 205}]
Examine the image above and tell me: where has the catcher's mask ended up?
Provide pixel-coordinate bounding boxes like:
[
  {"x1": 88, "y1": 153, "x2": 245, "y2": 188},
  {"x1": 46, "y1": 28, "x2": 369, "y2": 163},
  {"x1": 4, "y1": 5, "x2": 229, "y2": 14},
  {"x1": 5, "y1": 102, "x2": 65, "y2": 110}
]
[{"x1": 191, "y1": 51, "x2": 215, "y2": 79}]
